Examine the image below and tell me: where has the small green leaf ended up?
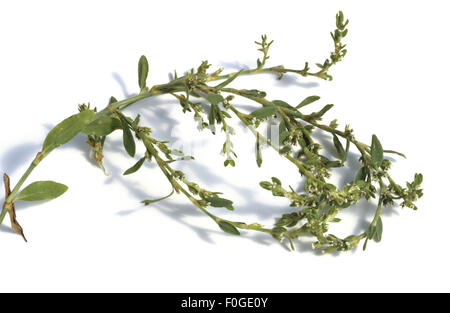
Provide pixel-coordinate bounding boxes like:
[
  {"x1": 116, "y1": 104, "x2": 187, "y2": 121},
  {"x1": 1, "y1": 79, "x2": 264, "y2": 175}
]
[
  {"x1": 332, "y1": 134, "x2": 345, "y2": 161},
  {"x1": 250, "y1": 106, "x2": 277, "y2": 119},
  {"x1": 374, "y1": 217, "x2": 383, "y2": 243},
  {"x1": 384, "y1": 150, "x2": 406, "y2": 158},
  {"x1": 138, "y1": 55, "x2": 149, "y2": 90},
  {"x1": 259, "y1": 181, "x2": 273, "y2": 190},
  {"x1": 278, "y1": 120, "x2": 290, "y2": 144},
  {"x1": 109, "y1": 96, "x2": 118, "y2": 104},
  {"x1": 205, "y1": 93, "x2": 224, "y2": 106},
  {"x1": 271, "y1": 177, "x2": 282, "y2": 185},
  {"x1": 354, "y1": 167, "x2": 367, "y2": 182},
  {"x1": 344, "y1": 138, "x2": 350, "y2": 162},
  {"x1": 279, "y1": 131, "x2": 289, "y2": 144},
  {"x1": 414, "y1": 173, "x2": 423, "y2": 186},
  {"x1": 218, "y1": 221, "x2": 240, "y2": 235},
  {"x1": 16, "y1": 181, "x2": 68, "y2": 202},
  {"x1": 367, "y1": 224, "x2": 376, "y2": 240},
  {"x1": 239, "y1": 89, "x2": 266, "y2": 98},
  {"x1": 208, "y1": 101, "x2": 217, "y2": 126},
  {"x1": 123, "y1": 157, "x2": 146, "y2": 175},
  {"x1": 141, "y1": 189, "x2": 175, "y2": 206},
  {"x1": 118, "y1": 114, "x2": 136, "y2": 157},
  {"x1": 224, "y1": 159, "x2": 235, "y2": 167},
  {"x1": 272, "y1": 100, "x2": 292, "y2": 109},
  {"x1": 363, "y1": 237, "x2": 369, "y2": 251},
  {"x1": 43, "y1": 110, "x2": 95, "y2": 154},
  {"x1": 371, "y1": 135, "x2": 384, "y2": 168},
  {"x1": 256, "y1": 133, "x2": 262, "y2": 167},
  {"x1": 205, "y1": 197, "x2": 234, "y2": 210},
  {"x1": 313, "y1": 104, "x2": 334, "y2": 118},
  {"x1": 205, "y1": 93, "x2": 223, "y2": 127},
  {"x1": 279, "y1": 119, "x2": 287, "y2": 133},
  {"x1": 296, "y1": 96, "x2": 320, "y2": 109}
]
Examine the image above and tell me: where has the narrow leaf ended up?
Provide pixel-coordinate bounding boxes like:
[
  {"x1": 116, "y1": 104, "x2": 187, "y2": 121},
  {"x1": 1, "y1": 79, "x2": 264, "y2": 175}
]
[
  {"x1": 250, "y1": 106, "x2": 277, "y2": 119},
  {"x1": 141, "y1": 189, "x2": 175, "y2": 206},
  {"x1": 314, "y1": 104, "x2": 334, "y2": 118},
  {"x1": 371, "y1": 135, "x2": 384, "y2": 168},
  {"x1": 332, "y1": 134, "x2": 345, "y2": 161},
  {"x1": 138, "y1": 55, "x2": 149, "y2": 90},
  {"x1": 354, "y1": 167, "x2": 367, "y2": 182},
  {"x1": 123, "y1": 157, "x2": 146, "y2": 175},
  {"x1": 119, "y1": 114, "x2": 136, "y2": 157},
  {"x1": 205, "y1": 93, "x2": 223, "y2": 127},
  {"x1": 256, "y1": 133, "x2": 262, "y2": 167},
  {"x1": 367, "y1": 224, "x2": 376, "y2": 240},
  {"x1": 384, "y1": 150, "x2": 406, "y2": 158},
  {"x1": 208, "y1": 101, "x2": 217, "y2": 126},
  {"x1": 363, "y1": 237, "x2": 369, "y2": 251},
  {"x1": 43, "y1": 110, "x2": 95, "y2": 154},
  {"x1": 218, "y1": 221, "x2": 240, "y2": 236},
  {"x1": 16, "y1": 181, "x2": 68, "y2": 202},
  {"x1": 344, "y1": 138, "x2": 350, "y2": 162},
  {"x1": 296, "y1": 95, "x2": 320, "y2": 109}
]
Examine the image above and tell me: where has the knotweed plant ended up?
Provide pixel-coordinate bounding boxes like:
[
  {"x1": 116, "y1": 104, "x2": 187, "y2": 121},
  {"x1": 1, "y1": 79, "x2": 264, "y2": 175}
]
[{"x1": 1, "y1": 12, "x2": 423, "y2": 253}]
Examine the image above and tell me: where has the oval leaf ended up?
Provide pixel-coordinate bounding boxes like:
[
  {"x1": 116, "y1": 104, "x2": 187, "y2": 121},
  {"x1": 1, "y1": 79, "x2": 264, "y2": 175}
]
[
  {"x1": 123, "y1": 157, "x2": 146, "y2": 175},
  {"x1": 374, "y1": 217, "x2": 383, "y2": 243},
  {"x1": 250, "y1": 106, "x2": 277, "y2": 119},
  {"x1": 205, "y1": 197, "x2": 234, "y2": 210},
  {"x1": 83, "y1": 113, "x2": 122, "y2": 136},
  {"x1": 370, "y1": 135, "x2": 384, "y2": 168},
  {"x1": 16, "y1": 181, "x2": 68, "y2": 202},
  {"x1": 218, "y1": 221, "x2": 240, "y2": 235},
  {"x1": 43, "y1": 110, "x2": 95, "y2": 153},
  {"x1": 138, "y1": 55, "x2": 149, "y2": 90}
]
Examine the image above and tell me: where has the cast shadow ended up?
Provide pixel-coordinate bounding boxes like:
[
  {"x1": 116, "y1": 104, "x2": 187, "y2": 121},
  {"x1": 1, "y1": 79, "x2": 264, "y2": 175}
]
[
  {"x1": 112, "y1": 72, "x2": 137, "y2": 98},
  {"x1": 1, "y1": 143, "x2": 41, "y2": 175},
  {"x1": 0, "y1": 71, "x2": 399, "y2": 252}
]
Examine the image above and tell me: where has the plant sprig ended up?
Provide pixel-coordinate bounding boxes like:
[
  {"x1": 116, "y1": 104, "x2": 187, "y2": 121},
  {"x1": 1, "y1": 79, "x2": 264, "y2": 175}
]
[{"x1": 1, "y1": 12, "x2": 423, "y2": 253}]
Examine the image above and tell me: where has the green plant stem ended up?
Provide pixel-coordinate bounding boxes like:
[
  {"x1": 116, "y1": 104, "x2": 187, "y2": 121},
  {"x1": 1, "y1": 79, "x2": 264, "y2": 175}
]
[
  {"x1": 0, "y1": 154, "x2": 41, "y2": 224},
  {"x1": 206, "y1": 64, "x2": 337, "y2": 83},
  {"x1": 0, "y1": 79, "x2": 189, "y2": 227},
  {"x1": 221, "y1": 87, "x2": 372, "y2": 166},
  {"x1": 133, "y1": 126, "x2": 273, "y2": 235},
  {"x1": 0, "y1": 68, "x2": 291, "y2": 228},
  {"x1": 226, "y1": 104, "x2": 321, "y2": 184}
]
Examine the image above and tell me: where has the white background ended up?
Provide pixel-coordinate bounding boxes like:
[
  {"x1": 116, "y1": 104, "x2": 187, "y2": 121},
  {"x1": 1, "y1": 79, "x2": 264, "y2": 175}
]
[{"x1": 0, "y1": 0, "x2": 448, "y2": 292}]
